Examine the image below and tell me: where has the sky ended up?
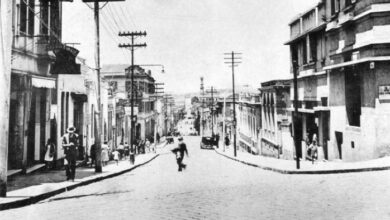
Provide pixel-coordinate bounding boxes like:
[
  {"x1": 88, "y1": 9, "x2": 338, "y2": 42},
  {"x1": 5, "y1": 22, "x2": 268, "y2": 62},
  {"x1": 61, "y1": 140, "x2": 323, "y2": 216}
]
[{"x1": 62, "y1": 0, "x2": 319, "y2": 94}]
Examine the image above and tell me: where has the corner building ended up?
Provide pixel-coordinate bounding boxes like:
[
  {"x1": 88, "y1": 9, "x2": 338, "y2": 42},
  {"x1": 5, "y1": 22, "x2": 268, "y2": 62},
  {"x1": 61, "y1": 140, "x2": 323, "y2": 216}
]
[{"x1": 287, "y1": 0, "x2": 390, "y2": 161}]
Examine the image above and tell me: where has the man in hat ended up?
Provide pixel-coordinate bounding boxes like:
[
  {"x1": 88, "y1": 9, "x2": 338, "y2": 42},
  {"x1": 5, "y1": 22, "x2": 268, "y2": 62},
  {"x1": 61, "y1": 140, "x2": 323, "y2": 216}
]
[
  {"x1": 172, "y1": 136, "x2": 188, "y2": 172},
  {"x1": 62, "y1": 126, "x2": 79, "y2": 181}
]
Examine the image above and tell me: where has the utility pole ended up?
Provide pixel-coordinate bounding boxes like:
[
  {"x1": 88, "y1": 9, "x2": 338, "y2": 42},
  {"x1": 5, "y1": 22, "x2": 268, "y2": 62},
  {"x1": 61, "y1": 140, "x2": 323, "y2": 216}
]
[
  {"x1": 200, "y1": 77, "x2": 204, "y2": 137},
  {"x1": 163, "y1": 94, "x2": 173, "y2": 135},
  {"x1": 206, "y1": 87, "x2": 218, "y2": 136},
  {"x1": 82, "y1": 0, "x2": 125, "y2": 173},
  {"x1": 224, "y1": 51, "x2": 242, "y2": 157},
  {"x1": 0, "y1": 0, "x2": 13, "y2": 197},
  {"x1": 153, "y1": 83, "x2": 164, "y2": 147},
  {"x1": 118, "y1": 31, "x2": 147, "y2": 161},
  {"x1": 293, "y1": 60, "x2": 300, "y2": 169}
]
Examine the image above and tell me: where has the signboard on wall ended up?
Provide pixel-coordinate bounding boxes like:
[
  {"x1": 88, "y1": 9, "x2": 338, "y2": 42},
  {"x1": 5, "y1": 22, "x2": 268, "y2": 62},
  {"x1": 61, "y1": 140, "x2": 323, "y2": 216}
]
[
  {"x1": 379, "y1": 85, "x2": 390, "y2": 100},
  {"x1": 124, "y1": 106, "x2": 138, "y2": 115}
]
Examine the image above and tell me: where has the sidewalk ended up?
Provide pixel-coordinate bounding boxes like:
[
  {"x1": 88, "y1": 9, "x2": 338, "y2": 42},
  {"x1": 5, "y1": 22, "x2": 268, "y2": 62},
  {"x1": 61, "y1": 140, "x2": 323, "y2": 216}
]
[
  {"x1": 0, "y1": 153, "x2": 159, "y2": 211},
  {"x1": 215, "y1": 147, "x2": 390, "y2": 174}
]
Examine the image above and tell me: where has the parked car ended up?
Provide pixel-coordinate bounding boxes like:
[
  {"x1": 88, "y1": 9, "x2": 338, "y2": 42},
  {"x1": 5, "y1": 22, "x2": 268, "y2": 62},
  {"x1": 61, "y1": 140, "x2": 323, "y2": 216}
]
[{"x1": 200, "y1": 136, "x2": 214, "y2": 149}]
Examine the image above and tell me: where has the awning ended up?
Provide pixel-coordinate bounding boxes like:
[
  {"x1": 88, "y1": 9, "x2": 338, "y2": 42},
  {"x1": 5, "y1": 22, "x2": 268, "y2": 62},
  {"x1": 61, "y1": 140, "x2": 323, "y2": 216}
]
[
  {"x1": 324, "y1": 56, "x2": 390, "y2": 70},
  {"x1": 32, "y1": 76, "x2": 56, "y2": 89},
  {"x1": 287, "y1": 108, "x2": 315, "y2": 114},
  {"x1": 287, "y1": 107, "x2": 330, "y2": 113},
  {"x1": 71, "y1": 93, "x2": 88, "y2": 102}
]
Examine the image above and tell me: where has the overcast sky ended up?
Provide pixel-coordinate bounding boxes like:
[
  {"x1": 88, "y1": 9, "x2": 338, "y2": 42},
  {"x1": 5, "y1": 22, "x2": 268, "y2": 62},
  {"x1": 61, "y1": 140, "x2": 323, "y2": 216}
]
[{"x1": 63, "y1": 0, "x2": 319, "y2": 94}]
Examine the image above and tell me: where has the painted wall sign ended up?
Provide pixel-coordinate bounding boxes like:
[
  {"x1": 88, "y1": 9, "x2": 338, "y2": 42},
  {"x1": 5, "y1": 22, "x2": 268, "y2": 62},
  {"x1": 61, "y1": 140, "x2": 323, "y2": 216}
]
[{"x1": 379, "y1": 85, "x2": 390, "y2": 100}]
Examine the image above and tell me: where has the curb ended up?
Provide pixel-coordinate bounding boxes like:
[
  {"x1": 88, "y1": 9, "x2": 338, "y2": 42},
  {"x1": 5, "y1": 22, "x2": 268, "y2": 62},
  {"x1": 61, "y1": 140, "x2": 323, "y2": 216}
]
[
  {"x1": 0, "y1": 154, "x2": 159, "y2": 211},
  {"x1": 214, "y1": 149, "x2": 390, "y2": 175}
]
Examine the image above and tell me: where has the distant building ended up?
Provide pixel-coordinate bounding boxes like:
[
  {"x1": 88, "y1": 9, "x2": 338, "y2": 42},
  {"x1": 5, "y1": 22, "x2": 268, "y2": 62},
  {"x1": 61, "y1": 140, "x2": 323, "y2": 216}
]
[
  {"x1": 102, "y1": 64, "x2": 157, "y2": 145},
  {"x1": 237, "y1": 91, "x2": 261, "y2": 155},
  {"x1": 259, "y1": 80, "x2": 292, "y2": 159}
]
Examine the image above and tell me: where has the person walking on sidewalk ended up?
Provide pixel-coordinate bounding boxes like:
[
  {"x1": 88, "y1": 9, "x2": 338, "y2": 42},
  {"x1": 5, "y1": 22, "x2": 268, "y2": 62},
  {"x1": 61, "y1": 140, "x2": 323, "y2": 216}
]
[
  {"x1": 145, "y1": 139, "x2": 151, "y2": 153},
  {"x1": 101, "y1": 141, "x2": 110, "y2": 166},
  {"x1": 62, "y1": 126, "x2": 79, "y2": 181},
  {"x1": 156, "y1": 132, "x2": 160, "y2": 144},
  {"x1": 124, "y1": 142, "x2": 130, "y2": 160},
  {"x1": 172, "y1": 136, "x2": 189, "y2": 172},
  {"x1": 112, "y1": 150, "x2": 120, "y2": 165},
  {"x1": 129, "y1": 143, "x2": 136, "y2": 165},
  {"x1": 90, "y1": 143, "x2": 96, "y2": 168},
  {"x1": 44, "y1": 139, "x2": 55, "y2": 170}
]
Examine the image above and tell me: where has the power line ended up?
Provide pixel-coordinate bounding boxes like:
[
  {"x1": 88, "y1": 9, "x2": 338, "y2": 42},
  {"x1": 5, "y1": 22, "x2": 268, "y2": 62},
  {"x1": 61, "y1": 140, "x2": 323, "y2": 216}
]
[{"x1": 20, "y1": 0, "x2": 95, "y2": 70}]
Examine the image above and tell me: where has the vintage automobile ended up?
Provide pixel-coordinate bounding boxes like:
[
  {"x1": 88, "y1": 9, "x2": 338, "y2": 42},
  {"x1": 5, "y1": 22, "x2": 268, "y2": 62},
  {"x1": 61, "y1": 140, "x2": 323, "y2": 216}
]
[{"x1": 200, "y1": 136, "x2": 214, "y2": 149}]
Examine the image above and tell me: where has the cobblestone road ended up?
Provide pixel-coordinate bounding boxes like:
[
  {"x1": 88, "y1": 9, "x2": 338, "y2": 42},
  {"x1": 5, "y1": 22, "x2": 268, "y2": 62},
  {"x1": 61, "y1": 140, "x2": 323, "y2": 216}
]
[{"x1": 2, "y1": 136, "x2": 390, "y2": 219}]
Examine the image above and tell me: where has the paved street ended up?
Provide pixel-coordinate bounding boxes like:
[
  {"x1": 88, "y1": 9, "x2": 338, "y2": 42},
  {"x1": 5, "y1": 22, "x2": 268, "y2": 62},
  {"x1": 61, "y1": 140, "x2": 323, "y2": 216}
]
[{"x1": 1, "y1": 136, "x2": 390, "y2": 219}]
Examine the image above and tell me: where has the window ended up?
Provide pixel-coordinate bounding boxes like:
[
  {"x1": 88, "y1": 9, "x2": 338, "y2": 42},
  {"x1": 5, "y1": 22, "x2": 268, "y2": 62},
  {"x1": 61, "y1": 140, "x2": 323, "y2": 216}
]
[
  {"x1": 309, "y1": 34, "x2": 317, "y2": 62},
  {"x1": 302, "y1": 39, "x2": 307, "y2": 64},
  {"x1": 331, "y1": 0, "x2": 340, "y2": 16},
  {"x1": 19, "y1": 0, "x2": 35, "y2": 36},
  {"x1": 345, "y1": 25, "x2": 356, "y2": 46},
  {"x1": 19, "y1": 1, "x2": 27, "y2": 33},
  {"x1": 40, "y1": 0, "x2": 49, "y2": 35},
  {"x1": 27, "y1": 0, "x2": 34, "y2": 36}
]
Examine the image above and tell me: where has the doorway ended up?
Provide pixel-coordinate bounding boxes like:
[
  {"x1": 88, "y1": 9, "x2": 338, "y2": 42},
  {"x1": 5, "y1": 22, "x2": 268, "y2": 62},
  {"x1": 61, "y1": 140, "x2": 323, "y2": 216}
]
[{"x1": 335, "y1": 131, "x2": 343, "y2": 159}]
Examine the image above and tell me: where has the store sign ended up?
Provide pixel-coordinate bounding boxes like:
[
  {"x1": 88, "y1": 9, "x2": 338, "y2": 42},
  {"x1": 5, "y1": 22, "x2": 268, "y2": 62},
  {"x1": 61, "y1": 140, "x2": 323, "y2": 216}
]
[
  {"x1": 124, "y1": 106, "x2": 138, "y2": 115},
  {"x1": 379, "y1": 85, "x2": 390, "y2": 100},
  {"x1": 49, "y1": 44, "x2": 81, "y2": 75}
]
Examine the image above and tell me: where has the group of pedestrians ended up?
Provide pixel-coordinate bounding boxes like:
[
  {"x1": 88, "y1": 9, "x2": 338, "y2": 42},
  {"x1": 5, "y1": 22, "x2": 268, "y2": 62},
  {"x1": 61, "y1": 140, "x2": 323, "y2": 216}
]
[{"x1": 59, "y1": 126, "x2": 191, "y2": 180}]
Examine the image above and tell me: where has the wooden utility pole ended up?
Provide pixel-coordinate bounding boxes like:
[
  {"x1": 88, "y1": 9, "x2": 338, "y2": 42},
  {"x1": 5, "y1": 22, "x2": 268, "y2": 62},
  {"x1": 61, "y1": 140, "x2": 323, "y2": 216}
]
[
  {"x1": 83, "y1": 0, "x2": 124, "y2": 172},
  {"x1": 224, "y1": 52, "x2": 241, "y2": 157},
  {"x1": 153, "y1": 83, "x2": 164, "y2": 147},
  {"x1": 200, "y1": 77, "x2": 204, "y2": 137},
  {"x1": 118, "y1": 31, "x2": 147, "y2": 159},
  {"x1": 0, "y1": 0, "x2": 13, "y2": 197},
  {"x1": 206, "y1": 87, "x2": 218, "y2": 136},
  {"x1": 293, "y1": 60, "x2": 300, "y2": 169}
]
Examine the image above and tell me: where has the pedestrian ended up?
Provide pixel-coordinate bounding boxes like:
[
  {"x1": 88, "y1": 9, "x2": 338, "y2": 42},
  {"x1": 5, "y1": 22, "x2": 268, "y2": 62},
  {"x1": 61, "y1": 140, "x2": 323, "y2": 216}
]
[
  {"x1": 44, "y1": 138, "x2": 55, "y2": 170},
  {"x1": 305, "y1": 133, "x2": 311, "y2": 158},
  {"x1": 117, "y1": 142, "x2": 125, "y2": 160},
  {"x1": 101, "y1": 141, "x2": 109, "y2": 166},
  {"x1": 224, "y1": 135, "x2": 230, "y2": 147},
  {"x1": 62, "y1": 126, "x2": 79, "y2": 181},
  {"x1": 156, "y1": 132, "x2": 160, "y2": 143},
  {"x1": 112, "y1": 149, "x2": 120, "y2": 165},
  {"x1": 171, "y1": 136, "x2": 189, "y2": 172},
  {"x1": 90, "y1": 143, "x2": 96, "y2": 167},
  {"x1": 145, "y1": 139, "x2": 151, "y2": 153},
  {"x1": 215, "y1": 133, "x2": 220, "y2": 148},
  {"x1": 130, "y1": 143, "x2": 136, "y2": 165},
  {"x1": 124, "y1": 142, "x2": 130, "y2": 159},
  {"x1": 311, "y1": 134, "x2": 318, "y2": 164}
]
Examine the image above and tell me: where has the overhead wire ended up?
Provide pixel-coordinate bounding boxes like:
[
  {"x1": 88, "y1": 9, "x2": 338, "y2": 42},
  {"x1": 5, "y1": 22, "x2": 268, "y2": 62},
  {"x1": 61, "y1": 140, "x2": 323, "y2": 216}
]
[
  {"x1": 19, "y1": 0, "x2": 96, "y2": 70},
  {"x1": 100, "y1": 6, "x2": 131, "y2": 59}
]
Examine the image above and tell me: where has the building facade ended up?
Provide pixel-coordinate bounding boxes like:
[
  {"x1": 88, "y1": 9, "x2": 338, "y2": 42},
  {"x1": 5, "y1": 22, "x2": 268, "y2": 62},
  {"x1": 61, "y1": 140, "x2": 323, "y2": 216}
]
[
  {"x1": 287, "y1": 0, "x2": 390, "y2": 161},
  {"x1": 102, "y1": 65, "x2": 157, "y2": 146},
  {"x1": 237, "y1": 92, "x2": 261, "y2": 155},
  {"x1": 260, "y1": 80, "x2": 292, "y2": 159},
  {"x1": 8, "y1": 0, "x2": 62, "y2": 171}
]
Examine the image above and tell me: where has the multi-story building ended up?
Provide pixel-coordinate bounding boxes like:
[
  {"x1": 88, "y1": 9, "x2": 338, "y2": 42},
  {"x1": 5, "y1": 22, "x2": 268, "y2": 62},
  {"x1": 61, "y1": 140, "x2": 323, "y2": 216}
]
[
  {"x1": 102, "y1": 64, "x2": 157, "y2": 145},
  {"x1": 259, "y1": 80, "x2": 292, "y2": 159},
  {"x1": 8, "y1": 0, "x2": 63, "y2": 171},
  {"x1": 287, "y1": 0, "x2": 390, "y2": 161},
  {"x1": 237, "y1": 91, "x2": 261, "y2": 154}
]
